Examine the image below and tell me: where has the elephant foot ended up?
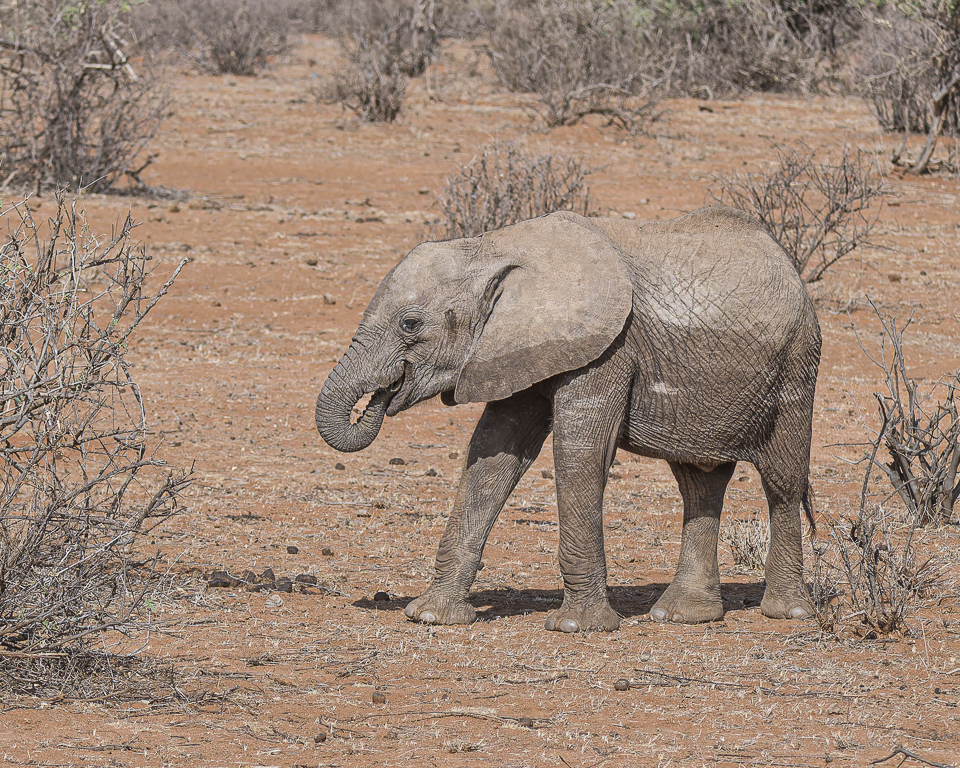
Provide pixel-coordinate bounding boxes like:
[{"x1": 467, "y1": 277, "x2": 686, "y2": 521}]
[
  {"x1": 404, "y1": 589, "x2": 476, "y2": 625},
  {"x1": 650, "y1": 582, "x2": 724, "y2": 624},
  {"x1": 544, "y1": 598, "x2": 620, "y2": 633},
  {"x1": 760, "y1": 590, "x2": 812, "y2": 620}
]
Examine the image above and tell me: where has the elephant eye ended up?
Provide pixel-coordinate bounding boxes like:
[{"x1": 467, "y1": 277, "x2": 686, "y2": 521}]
[{"x1": 400, "y1": 316, "x2": 423, "y2": 334}]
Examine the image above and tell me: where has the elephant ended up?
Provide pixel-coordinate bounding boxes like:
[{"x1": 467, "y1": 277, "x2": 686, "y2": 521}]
[{"x1": 315, "y1": 207, "x2": 821, "y2": 632}]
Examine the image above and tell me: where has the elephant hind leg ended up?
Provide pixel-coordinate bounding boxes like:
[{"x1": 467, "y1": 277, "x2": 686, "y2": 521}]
[
  {"x1": 754, "y1": 409, "x2": 815, "y2": 620},
  {"x1": 650, "y1": 461, "x2": 735, "y2": 624}
]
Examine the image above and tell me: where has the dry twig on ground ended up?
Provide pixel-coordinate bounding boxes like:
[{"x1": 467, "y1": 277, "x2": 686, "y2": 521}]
[
  {"x1": 0, "y1": 194, "x2": 191, "y2": 697},
  {"x1": 709, "y1": 144, "x2": 886, "y2": 282},
  {"x1": 434, "y1": 140, "x2": 597, "y2": 239}
]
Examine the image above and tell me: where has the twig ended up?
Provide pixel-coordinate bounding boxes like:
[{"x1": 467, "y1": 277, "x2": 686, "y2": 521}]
[{"x1": 871, "y1": 745, "x2": 956, "y2": 768}]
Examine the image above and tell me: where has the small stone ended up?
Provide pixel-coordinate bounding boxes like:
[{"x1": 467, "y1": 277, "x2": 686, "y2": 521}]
[
  {"x1": 335, "y1": 462, "x2": 345, "y2": 470},
  {"x1": 448, "y1": 452, "x2": 458, "y2": 459},
  {"x1": 314, "y1": 732, "x2": 327, "y2": 744},
  {"x1": 295, "y1": 574, "x2": 318, "y2": 584},
  {"x1": 305, "y1": 258, "x2": 318, "y2": 266},
  {"x1": 266, "y1": 594, "x2": 284, "y2": 608},
  {"x1": 614, "y1": 679, "x2": 630, "y2": 691},
  {"x1": 286, "y1": 545, "x2": 299, "y2": 554},
  {"x1": 373, "y1": 591, "x2": 390, "y2": 602},
  {"x1": 259, "y1": 567, "x2": 276, "y2": 583},
  {"x1": 323, "y1": 293, "x2": 336, "y2": 304},
  {"x1": 245, "y1": 583, "x2": 265, "y2": 592},
  {"x1": 518, "y1": 717, "x2": 535, "y2": 729},
  {"x1": 621, "y1": 211, "x2": 637, "y2": 220},
  {"x1": 242, "y1": 569, "x2": 257, "y2": 584},
  {"x1": 389, "y1": 457, "x2": 405, "y2": 465},
  {"x1": 321, "y1": 547, "x2": 334, "y2": 556},
  {"x1": 372, "y1": 691, "x2": 387, "y2": 705},
  {"x1": 424, "y1": 468, "x2": 439, "y2": 477},
  {"x1": 207, "y1": 573, "x2": 232, "y2": 588},
  {"x1": 418, "y1": 187, "x2": 431, "y2": 195},
  {"x1": 541, "y1": 469, "x2": 553, "y2": 479},
  {"x1": 275, "y1": 578, "x2": 294, "y2": 593}
]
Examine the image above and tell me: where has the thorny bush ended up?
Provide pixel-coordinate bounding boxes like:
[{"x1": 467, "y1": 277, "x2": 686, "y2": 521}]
[
  {"x1": 0, "y1": 195, "x2": 190, "y2": 697},
  {"x1": 857, "y1": 0, "x2": 960, "y2": 173},
  {"x1": 160, "y1": 0, "x2": 295, "y2": 76},
  {"x1": 721, "y1": 516, "x2": 769, "y2": 573},
  {"x1": 322, "y1": 0, "x2": 450, "y2": 122},
  {"x1": 709, "y1": 144, "x2": 886, "y2": 283},
  {"x1": 0, "y1": 0, "x2": 168, "y2": 193},
  {"x1": 434, "y1": 140, "x2": 597, "y2": 239},
  {"x1": 858, "y1": 305, "x2": 960, "y2": 527},
  {"x1": 483, "y1": 0, "x2": 663, "y2": 132}
]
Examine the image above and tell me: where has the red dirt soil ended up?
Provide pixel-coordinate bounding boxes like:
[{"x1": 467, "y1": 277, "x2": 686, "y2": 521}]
[{"x1": 2, "y1": 37, "x2": 960, "y2": 767}]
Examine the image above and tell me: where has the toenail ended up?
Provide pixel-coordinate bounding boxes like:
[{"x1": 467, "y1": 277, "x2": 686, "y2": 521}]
[
  {"x1": 420, "y1": 611, "x2": 436, "y2": 624},
  {"x1": 404, "y1": 604, "x2": 416, "y2": 618},
  {"x1": 544, "y1": 617, "x2": 557, "y2": 631},
  {"x1": 790, "y1": 606, "x2": 809, "y2": 619},
  {"x1": 559, "y1": 618, "x2": 580, "y2": 633},
  {"x1": 650, "y1": 608, "x2": 666, "y2": 621}
]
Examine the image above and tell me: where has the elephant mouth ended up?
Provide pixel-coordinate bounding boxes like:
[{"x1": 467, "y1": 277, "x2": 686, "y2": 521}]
[{"x1": 383, "y1": 371, "x2": 407, "y2": 417}]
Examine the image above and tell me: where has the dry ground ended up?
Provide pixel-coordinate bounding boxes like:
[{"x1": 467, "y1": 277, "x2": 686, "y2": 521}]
[{"x1": 2, "y1": 37, "x2": 960, "y2": 767}]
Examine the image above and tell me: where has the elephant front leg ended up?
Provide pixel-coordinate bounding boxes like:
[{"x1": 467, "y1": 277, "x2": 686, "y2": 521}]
[
  {"x1": 650, "y1": 462, "x2": 735, "y2": 624},
  {"x1": 546, "y1": 366, "x2": 629, "y2": 633},
  {"x1": 405, "y1": 390, "x2": 552, "y2": 625}
]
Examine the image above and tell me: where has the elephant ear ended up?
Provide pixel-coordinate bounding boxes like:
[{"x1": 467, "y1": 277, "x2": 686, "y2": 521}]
[{"x1": 455, "y1": 212, "x2": 633, "y2": 404}]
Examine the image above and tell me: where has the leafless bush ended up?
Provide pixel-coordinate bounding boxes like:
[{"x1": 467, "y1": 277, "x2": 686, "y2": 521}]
[
  {"x1": 708, "y1": 144, "x2": 886, "y2": 283},
  {"x1": 721, "y1": 517, "x2": 769, "y2": 573},
  {"x1": 858, "y1": 306, "x2": 960, "y2": 527},
  {"x1": 321, "y1": 0, "x2": 449, "y2": 122},
  {"x1": 171, "y1": 0, "x2": 295, "y2": 76},
  {"x1": 810, "y1": 505, "x2": 943, "y2": 637},
  {"x1": 0, "y1": 0, "x2": 168, "y2": 193},
  {"x1": 434, "y1": 140, "x2": 597, "y2": 239},
  {"x1": 483, "y1": 0, "x2": 663, "y2": 132},
  {"x1": 0, "y1": 195, "x2": 190, "y2": 696},
  {"x1": 645, "y1": 0, "x2": 853, "y2": 97}
]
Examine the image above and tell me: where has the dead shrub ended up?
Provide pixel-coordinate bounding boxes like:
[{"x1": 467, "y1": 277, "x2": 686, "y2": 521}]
[
  {"x1": 858, "y1": 305, "x2": 960, "y2": 527},
  {"x1": 809, "y1": 505, "x2": 943, "y2": 638},
  {"x1": 169, "y1": 0, "x2": 295, "y2": 76},
  {"x1": 483, "y1": 0, "x2": 663, "y2": 132},
  {"x1": 0, "y1": 195, "x2": 191, "y2": 696},
  {"x1": 0, "y1": 0, "x2": 168, "y2": 193},
  {"x1": 721, "y1": 516, "x2": 769, "y2": 573},
  {"x1": 855, "y1": 0, "x2": 960, "y2": 174},
  {"x1": 434, "y1": 140, "x2": 597, "y2": 239},
  {"x1": 708, "y1": 144, "x2": 886, "y2": 283},
  {"x1": 645, "y1": 0, "x2": 854, "y2": 98}
]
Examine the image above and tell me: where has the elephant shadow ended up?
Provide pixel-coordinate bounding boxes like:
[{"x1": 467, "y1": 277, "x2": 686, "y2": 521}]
[{"x1": 353, "y1": 580, "x2": 766, "y2": 622}]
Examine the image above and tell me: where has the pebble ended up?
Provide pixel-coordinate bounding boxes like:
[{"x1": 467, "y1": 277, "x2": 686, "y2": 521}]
[
  {"x1": 266, "y1": 594, "x2": 284, "y2": 608},
  {"x1": 373, "y1": 591, "x2": 390, "y2": 602},
  {"x1": 614, "y1": 679, "x2": 631, "y2": 691},
  {"x1": 518, "y1": 717, "x2": 535, "y2": 728},
  {"x1": 259, "y1": 567, "x2": 276, "y2": 583},
  {"x1": 286, "y1": 545, "x2": 299, "y2": 554},
  {"x1": 389, "y1": 457, "x2": 405, "y2": 465},
  {"x1": 372, "y1": 691, "x2": 387, "y2": 705},
  {"x1": 335, "y1": 462, "x2": 345, "y2": 470},
  {"x1": 424, "y1": 468, "x2": 439, "y2": 477},
  {"x1": 314, "y1": 732, "x2": 327, "y2": 744},
  {"x1": 295, "y1": 574, "x2": 318, "y2": 584},
  {"x1": 275, "y1": 578, "x2": 294, "y2": 593},
  {"x1": 321, "y1": 547, "x2": 334, "y2": 556}
]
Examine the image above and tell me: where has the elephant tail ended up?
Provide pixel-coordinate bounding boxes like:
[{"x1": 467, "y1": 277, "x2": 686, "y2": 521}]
[{"x1": 802, "y1": 482, "x2": 816, "y2": 537}]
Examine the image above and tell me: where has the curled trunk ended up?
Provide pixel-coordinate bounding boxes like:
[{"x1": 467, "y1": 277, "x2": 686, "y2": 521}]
[{"x1": 315, "y1": 344, "x2": 391, "y2": 453}]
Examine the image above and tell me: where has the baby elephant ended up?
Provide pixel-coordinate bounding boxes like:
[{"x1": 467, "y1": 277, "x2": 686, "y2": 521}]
[{"x1": 316, "y1": 207, "x2": 820, "y2": 632}]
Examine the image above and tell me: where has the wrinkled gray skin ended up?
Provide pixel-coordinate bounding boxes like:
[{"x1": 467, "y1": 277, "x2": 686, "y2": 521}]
[{"x1": 316, "y1": 208, "x2": 821, "y2": 632}]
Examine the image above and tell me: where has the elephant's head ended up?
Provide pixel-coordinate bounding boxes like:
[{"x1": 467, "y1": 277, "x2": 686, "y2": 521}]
[{"x1": 315, "y1": 212, "x2": 633, "y2": 452}]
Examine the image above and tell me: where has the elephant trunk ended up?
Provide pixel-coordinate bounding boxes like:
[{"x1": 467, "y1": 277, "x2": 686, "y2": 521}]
[{"x1": 315, "y1": 342, "x2": 398, "y2": 453}]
